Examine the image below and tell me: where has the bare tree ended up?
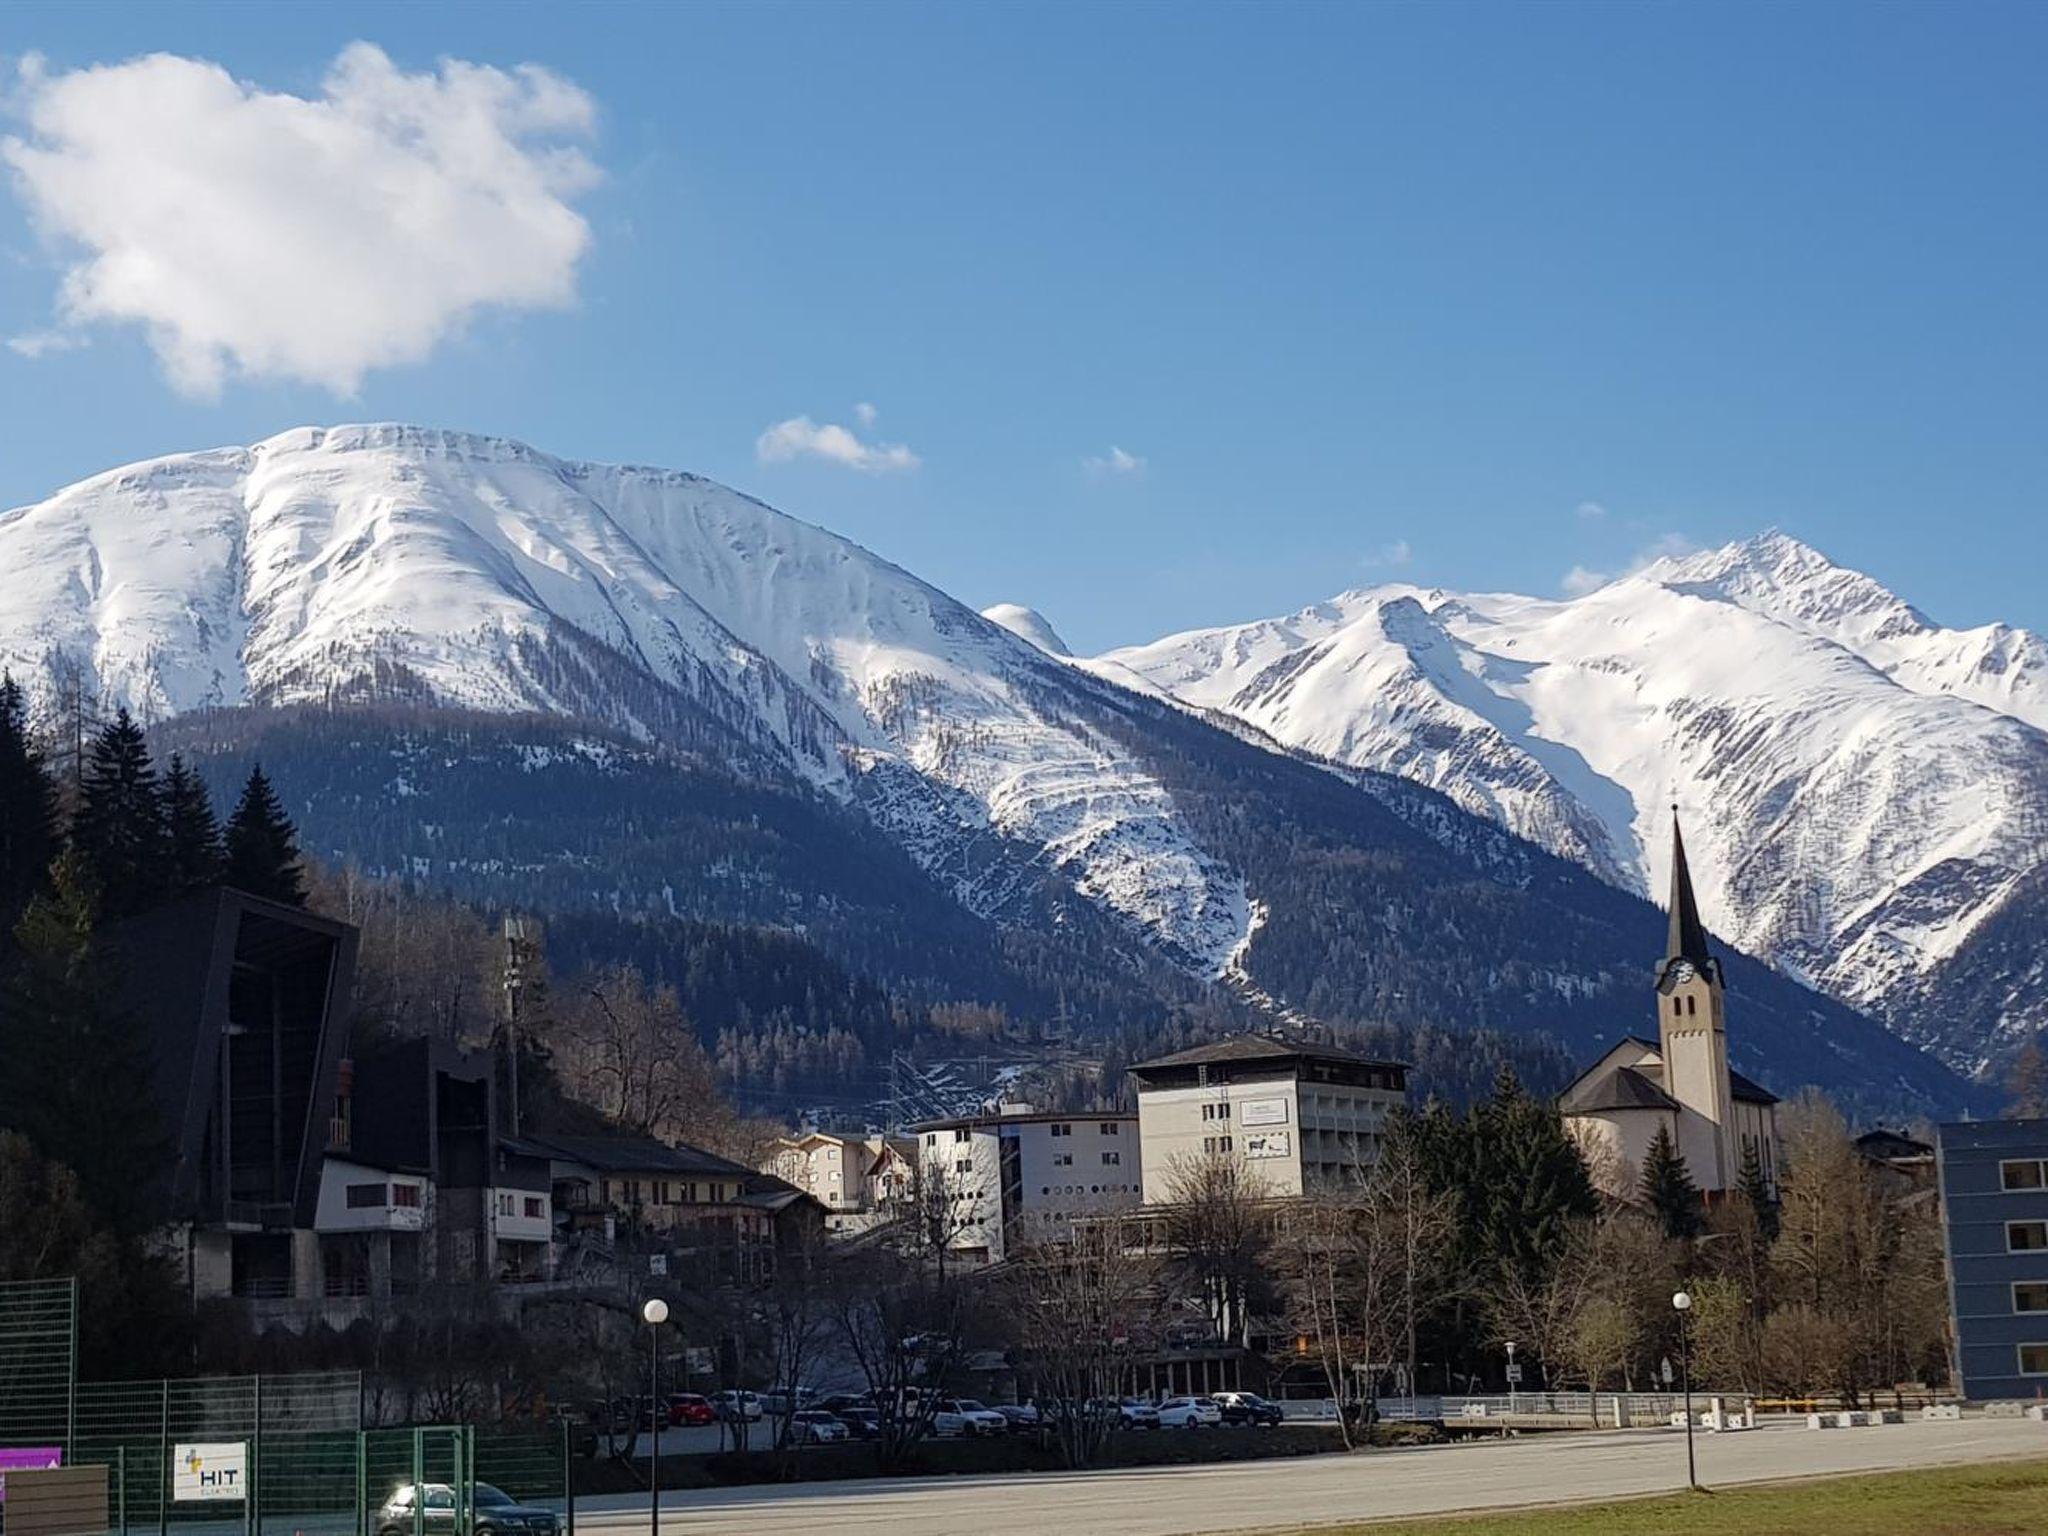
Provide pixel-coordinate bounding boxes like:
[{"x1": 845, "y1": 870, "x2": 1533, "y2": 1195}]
[
  {"x1": 555, "y1": 965, "x2": 728, "y2": 1142},
  {"x1": 828, "y1": 1241, "x2": 982, "y2": 1473},
  {"x1": 1004, "y1": 1212, "x2": 1160, "y2": 1467},
  {"x1": 1160, "y1": 1150, "x2": 1273, "y2": 1349}
]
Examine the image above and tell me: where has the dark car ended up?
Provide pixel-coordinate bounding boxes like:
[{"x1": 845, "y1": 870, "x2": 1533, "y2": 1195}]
[
  {"x1": 1211, "y1": 1391, "x2": 1285, "y2": 1427},
  {"x1": 377, "y1": 1484, "x2": 559, "y2": 1536}
]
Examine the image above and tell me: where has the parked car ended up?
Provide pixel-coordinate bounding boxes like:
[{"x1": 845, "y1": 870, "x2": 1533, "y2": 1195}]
[
  {"x1": 710, "y1": 1390, "x2": 764, "y2": 1422},
  {"x1": 1157, "y1": 1396, "x2": 1223, "y2": 1429},
  {"x1": 378, "y1": 1485, "x2": 559, "y2": 1536},
  {"x1": 665, "y1": 1393, "x2": 715, "y2": 1427},
  {"x1": 1115, "y1": 1398, "x2": 1161, "y2": 1430},
  {"x1": 786, "y1": 1410, "x2": 850, "y2": 1445},
  {"x1": 815, "y1": 1393, "x2": 871, "y2": 1415},
  {"x1": 831, "y1": 1406, "x2": 882, "y2": 1439},
  {"x1": 933, "y1": 1398, "x2": 1009, "y2": 1437},
  {"x1": 760, "y1": 1387, "x2": 817, "y2": 1418},
  {"x1": 1211, "y1": 1391, "x2": 1285, "y2": 1427},
  {"x1": 993, "y1": 1402, "x2": 1042, "y2": 1428}
]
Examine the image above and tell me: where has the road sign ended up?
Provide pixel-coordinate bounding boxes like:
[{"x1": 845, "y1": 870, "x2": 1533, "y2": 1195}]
[
  {"x1": 172, "y1": 1443, "x2": 247, "y2": 1502},
  {"x1": 1504, "y1": 1364, "x2": 1523, "y2": 1383}
]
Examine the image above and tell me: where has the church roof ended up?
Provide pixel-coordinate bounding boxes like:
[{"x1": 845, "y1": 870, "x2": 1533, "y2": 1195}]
[
  {"x1": 1559, "y1": 1036, "x2": 1781, "y2": 1112},
  {"x1": 1559, "y1": 1062, "x2": 1679, "y2": 1115}
]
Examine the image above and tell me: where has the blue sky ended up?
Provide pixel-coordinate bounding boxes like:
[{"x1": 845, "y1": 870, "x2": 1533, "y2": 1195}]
[{"x1": 2, "y1": 1, "x2": 2043, "y2": 654}]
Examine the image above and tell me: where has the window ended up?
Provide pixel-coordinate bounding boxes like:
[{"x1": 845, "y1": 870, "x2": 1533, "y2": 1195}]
[
  {"x1": 1051, "y1": 1123, "x2": 1072, "y2": 1137},
  {"x1": 1102, "y1": 1151, "x2": 1121, "y2": 1166},
  {"x1": 2002, "y1": 1160, "x2": 2046, "y2": 1191},
  {"x1": 523, "y1": 1196, "x2": 545, "y2": 1219},
  {"x1": 345, "y1": 1183, "x2": 385, "y2": 1209},
  {"x1": 390, "y1": 1183, "x2": 422, "y2": 1209},
  {"x1": 1686, "y1": 996, "x2": 1697, "y2": 1017},
  {"x1": 1672, "y1": 997, "x2": 1681, "y2": 1017},
  {"x1": 1053, "y1": 1153, "x2": 1073, "y2": 1167},
  {"x1": 955, "y1": 1158, "x2": 973, "y2": 1175},
  {"x1": 2015, "y1": 1283, "x2": 2048, "y2": 1314},
  {"x1": 1202, "y1": 1135, "x2": 1233, "y2": 1155},
  {"x1": 1202, "y1": 1103, "x2": 1232, "y2": 1122},
  {"x1": 2021, "y1": 1344, "x2": 2048, "y2": 1376},
  {"x1": 496, "y1": 1192, "x2": 515, "y2": 1217},
  {"x1": 2009, "y1": 1221, "x2": 2048, "y2": 1253},
  {"x1": 1099, "y1": 1122, "x2": 1120, "y2": 1135},
  {"x1": 954, "y1": 1128, "x2": 971, "y2": 1144}
]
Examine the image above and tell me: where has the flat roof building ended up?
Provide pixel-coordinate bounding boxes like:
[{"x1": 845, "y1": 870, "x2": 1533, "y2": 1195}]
[
  {"x1": 1128, "y1": 1034, "x2": 1408, "y2": 1202},
  {"x1": 1937, "y1": 1118, "x2": 2048, "y2": 1401}
]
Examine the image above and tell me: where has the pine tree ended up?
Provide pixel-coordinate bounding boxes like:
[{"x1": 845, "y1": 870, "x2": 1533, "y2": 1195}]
[
  {"x1": 223, "y1": 765, "x2": 306, "y2": 906},
  {"x1": 161, "y1": 754, "x2": 224, "y2": 892},
  {"x1": 0, "y1": 850, "x2": 167, "y2": 1234},
  {"x1": 69, "y1": 709, "x2": 171, "y2": 918},
  {"x1": 0, "y1": 673, "x2": 59, "y2": 928},
  {"x1": 1736, "y1": 1135, "x2": 1779, "y2": 1243},
  {"x1": 1472, "y1": 1067, "x2": 1599, "y2": 1281},
  {"x1": 1639, "y1": 1123, "x2": 1703, "y2": 1241}
]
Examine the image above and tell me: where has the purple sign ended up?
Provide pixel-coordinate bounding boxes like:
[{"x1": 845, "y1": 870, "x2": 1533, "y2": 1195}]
[{"x1": 0, "y1": 1447, "x2": 63, "y2": 1502}]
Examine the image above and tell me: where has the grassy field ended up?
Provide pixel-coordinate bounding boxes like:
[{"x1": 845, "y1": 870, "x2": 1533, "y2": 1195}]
[{"x1": 1316, "y1": 1458, "x2": 2048, "y2": 1536}]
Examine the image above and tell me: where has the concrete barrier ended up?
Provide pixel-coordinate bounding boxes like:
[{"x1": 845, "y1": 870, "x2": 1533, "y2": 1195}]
[
  {"x1": 1922, "y1": 1404, "x2": 1962, "y2": 1421},
  {"x1": 1805, "y1": 1412, "x2": 1837, "y2": 1430},
  {"x1": 2026, "y1": 1405, "x2": 2048, "y2": 1423},
  {"x1": 1864, "y1": 1409, "x2": 1901, "y2": 1425},
  {"x1": 1985, "y1": 1401, "x2": 2030, "y2": 1419}
]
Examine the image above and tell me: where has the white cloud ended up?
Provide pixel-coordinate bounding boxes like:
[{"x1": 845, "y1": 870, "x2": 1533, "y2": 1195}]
[
  {"x1": 755, "y1": 415, "x2": 920, "y2": 473},
  {"x1": 1083, "y1": 445, "x2": 1146, "y2": 479},
  {"x1": 1575, "y1": 500, "x2": 1608, "y2": 520},
  {"x1": 853, "y1": 401, "x2": 878, "y2": 427},
  {"x1": 2, "y1": 43, "x2": 600, "y2": 397},
  {"x1": 1559, "y1": 532, "x2": 1699, "y2": 598},
  {"x1": 1362, "y1": 538, "x2": 1413, "y2": 569}
]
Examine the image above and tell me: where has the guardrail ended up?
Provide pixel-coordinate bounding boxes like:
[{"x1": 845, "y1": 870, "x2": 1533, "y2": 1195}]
[{"x1": 1374, "y1": 1392, "x2": 1755, "y2": 1424}]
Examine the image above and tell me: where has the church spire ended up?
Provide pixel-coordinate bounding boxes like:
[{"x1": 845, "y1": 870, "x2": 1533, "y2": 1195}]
[{"x1": 1666, "y1": 808, "x2": 1714, "y2": 969}]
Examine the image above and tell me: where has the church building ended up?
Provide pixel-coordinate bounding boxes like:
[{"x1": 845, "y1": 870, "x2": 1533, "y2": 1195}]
[{"x1": 1561, "y1": 815, "x2": 1780, "y2": 1199}]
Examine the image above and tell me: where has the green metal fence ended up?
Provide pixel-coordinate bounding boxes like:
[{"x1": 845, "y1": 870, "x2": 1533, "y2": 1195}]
[{"x1": 0, "y1": 1277, "x2": 77, "y2": 1450}]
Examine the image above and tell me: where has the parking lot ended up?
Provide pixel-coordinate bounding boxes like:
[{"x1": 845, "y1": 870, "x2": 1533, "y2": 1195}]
[{"x1": 578, "y1": 1415, "x2": 2048, "y2": 1536}]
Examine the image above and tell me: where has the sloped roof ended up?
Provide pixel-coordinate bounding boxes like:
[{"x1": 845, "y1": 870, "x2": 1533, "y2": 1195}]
[
  {"x1": 1129, "y1": 1033, "x2": 1406, "y2": 1075},
  {"x1": 1560, "y1": 1063, "x2": 1679, "y2": 1115},
  {"x1": 1560, "y1": 1039, "x2": 1779, "y2": 1113},
  {"x1": 514, "y1": 1131, "x2": 752, "y2": 1178}
]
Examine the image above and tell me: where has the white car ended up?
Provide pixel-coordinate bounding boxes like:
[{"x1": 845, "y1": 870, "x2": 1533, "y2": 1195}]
[
  {"x1": 932, "y1": 1398, "x2": 1009, "y2": 1437},
  {"x1": 786, "y1": 1410, "x2": 849, "y2": 1444},
  {"x1": 1157, "y1": 1396, "x2": 1223, "y2": 1429},
  {"x1": 710, "y1": 1390, "x2": 763, "y2": 1422}
]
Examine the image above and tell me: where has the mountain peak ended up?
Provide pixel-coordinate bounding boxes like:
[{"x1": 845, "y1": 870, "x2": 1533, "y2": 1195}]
[{"x1": 981, "y1": 602, "x2": 1072, "y2": 657}]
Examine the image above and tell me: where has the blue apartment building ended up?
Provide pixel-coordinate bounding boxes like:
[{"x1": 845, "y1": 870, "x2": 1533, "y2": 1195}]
[{"x1": 1937, "y1": 1118, "x2": 2048, "y2": 1400}]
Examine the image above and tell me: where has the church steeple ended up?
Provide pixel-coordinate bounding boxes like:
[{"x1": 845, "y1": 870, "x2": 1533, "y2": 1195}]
[{"x1": 1662, "y1": 809, "x2": 1720, "y2": 984}]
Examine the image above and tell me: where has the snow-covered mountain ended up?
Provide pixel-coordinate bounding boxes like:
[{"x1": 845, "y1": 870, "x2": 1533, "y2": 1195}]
[
  {"x1": 0, "y1": 424, "x2": 1249, "y2": 973},
  {"x1": 0, "y1": 430, "x2": 1992, "y2": 1113},
  {"x1": 1103, "y1": 532, "x2": 2048, "y2": 1072}
]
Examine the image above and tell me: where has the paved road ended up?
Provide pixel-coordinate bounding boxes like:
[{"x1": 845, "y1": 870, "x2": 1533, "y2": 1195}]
[{"x1": 578, "y1": 1416, "x2": 2047, "y2": 1535}]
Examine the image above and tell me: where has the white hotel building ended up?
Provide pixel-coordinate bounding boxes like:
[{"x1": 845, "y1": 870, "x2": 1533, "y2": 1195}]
[
  {"x1": 1127, "y1": 1036, "x2": 1410, "y2": 1200},
  {"x1": 915, "y1": 1109, "x2": 1142, "y2": 1265}
]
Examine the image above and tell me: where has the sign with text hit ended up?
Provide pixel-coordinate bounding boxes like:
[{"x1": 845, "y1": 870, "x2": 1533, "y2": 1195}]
[{"x1": 173, "y1": 1443, "x2": 247, "y2": 1502}]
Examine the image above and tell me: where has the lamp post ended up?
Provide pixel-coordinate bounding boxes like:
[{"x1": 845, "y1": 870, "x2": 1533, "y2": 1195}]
[
  {"x1": 1503, "y1": 1341, "x2": 1517, "y2": 1415},
  {"x1": 1671, "y1": 1290, "x2": 1696, "y2": 1490},
  {"x1": 641, "y1": 1297, "x2": 669, "y2": 1536}
]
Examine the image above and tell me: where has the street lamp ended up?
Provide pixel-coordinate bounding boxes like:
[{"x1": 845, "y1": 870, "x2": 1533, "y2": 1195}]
[
  {"x1": 641, "y1": 1297, "x2": 669, "y2": 1536},
  {"x1": 1671, "y1": 1291, "x2": 1696, "y2": 1491},
  {"x1": 1503, "y1": 1341, "x2": 1518, "y2": 1414}
]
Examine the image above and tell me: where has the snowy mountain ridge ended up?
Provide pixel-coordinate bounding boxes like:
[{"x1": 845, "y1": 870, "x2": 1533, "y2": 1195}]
[
  {"x1": 0, "y1": 424, "x2": 1249, "y2": 973},
  {"x1": 1102, "y1": 534, "x2": 2048, "y2": 1071}
]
